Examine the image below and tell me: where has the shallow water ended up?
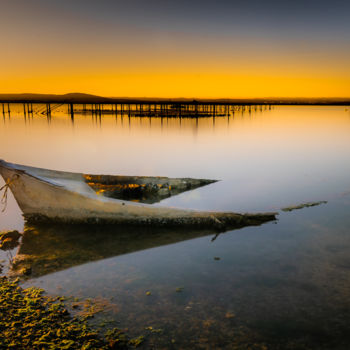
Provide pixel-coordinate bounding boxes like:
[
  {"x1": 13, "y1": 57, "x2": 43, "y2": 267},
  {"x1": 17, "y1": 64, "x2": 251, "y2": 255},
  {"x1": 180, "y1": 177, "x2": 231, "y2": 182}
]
[{"x1": 1, "y1": 105, "x2": 350, "y2": 348}]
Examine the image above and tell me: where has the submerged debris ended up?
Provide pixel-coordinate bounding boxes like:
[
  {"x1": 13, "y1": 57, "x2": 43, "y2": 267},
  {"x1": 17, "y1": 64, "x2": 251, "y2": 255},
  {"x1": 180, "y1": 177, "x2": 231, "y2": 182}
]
[
  {"x1": 281, "y1": 201, "x2": 327, "y2": 212},
  {"x1": 73, "y1": 297, "x2": 119, "y2": 319},
  {"x1": 225, "y1": 312, "x2": 235, "y2": 319},
  {"x1": 145, "y1": 326, "x2": 163, "y2": 334}
]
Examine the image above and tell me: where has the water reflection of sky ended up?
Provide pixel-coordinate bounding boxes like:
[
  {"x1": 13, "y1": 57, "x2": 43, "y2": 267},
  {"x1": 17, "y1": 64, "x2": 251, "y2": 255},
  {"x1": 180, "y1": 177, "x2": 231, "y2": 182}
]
[
  {"x1": 18, "y1": 196, "x2": 350, "y2": 348},
  {"x1": 1, "y1": 105, "x2": 350, "y2": 348},
  {"x1": 1, "y1": 105, "x2": 350, "y2": 230}
]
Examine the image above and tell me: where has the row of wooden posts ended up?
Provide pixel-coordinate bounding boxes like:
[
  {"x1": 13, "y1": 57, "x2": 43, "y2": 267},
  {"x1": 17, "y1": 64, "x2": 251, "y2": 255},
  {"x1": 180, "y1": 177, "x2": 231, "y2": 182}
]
[{"x1": 2, "y1": 102, "x2": 272, "y2": 119}]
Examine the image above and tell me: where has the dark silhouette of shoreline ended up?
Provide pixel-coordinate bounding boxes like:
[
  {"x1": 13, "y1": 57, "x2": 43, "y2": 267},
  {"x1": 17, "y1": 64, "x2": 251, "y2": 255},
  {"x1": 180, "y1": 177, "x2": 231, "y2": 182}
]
[{"x1": 0, "y1": 93, "x2": 349, "y2": 105}]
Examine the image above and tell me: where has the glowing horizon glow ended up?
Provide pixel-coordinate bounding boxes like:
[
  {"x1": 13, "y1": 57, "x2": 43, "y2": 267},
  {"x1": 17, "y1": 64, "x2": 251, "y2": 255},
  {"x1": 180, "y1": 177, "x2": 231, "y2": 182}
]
[{"x1": 1, "y1": 0, "x2": 350, "y2": 98}]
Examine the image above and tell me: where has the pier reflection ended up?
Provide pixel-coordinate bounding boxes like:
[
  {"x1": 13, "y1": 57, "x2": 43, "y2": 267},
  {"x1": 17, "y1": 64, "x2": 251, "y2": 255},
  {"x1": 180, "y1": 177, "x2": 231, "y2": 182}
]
[
  {"x1": 1, "y1": 102, "x2": 272, "y2": 122},
  {"x1": 1, "y1": 102, "x2": 273, "y2": 135}
]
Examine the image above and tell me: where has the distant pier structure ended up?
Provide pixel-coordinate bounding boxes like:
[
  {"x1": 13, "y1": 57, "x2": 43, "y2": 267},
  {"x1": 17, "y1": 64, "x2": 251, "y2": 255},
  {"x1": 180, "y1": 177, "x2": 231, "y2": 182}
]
[{"x1": 0, "y1": 98, "x2": 272, "y2": 120}]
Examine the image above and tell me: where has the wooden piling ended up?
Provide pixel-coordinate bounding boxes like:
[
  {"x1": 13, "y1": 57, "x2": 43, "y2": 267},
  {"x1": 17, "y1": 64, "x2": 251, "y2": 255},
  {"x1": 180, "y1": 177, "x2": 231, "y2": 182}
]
[{"x1": 70, "y1": 103, "x2": 74, "y2": 121}]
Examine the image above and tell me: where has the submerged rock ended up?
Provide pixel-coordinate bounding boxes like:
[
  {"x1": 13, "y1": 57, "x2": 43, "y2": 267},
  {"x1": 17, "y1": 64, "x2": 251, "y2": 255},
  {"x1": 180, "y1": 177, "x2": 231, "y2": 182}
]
[
  {"x1": 0, "y1": 230, "x2": 22, "y2": 251},
  {"x1": 281, "y1": 201, "x2": 327, "y2": 212},
  {"x1": 0, "y1": 230, "x2": 21, "y2": 241}
]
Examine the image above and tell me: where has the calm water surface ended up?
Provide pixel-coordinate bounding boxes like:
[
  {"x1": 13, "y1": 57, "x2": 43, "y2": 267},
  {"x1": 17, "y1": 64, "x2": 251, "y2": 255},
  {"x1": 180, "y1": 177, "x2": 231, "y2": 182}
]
[{"x1": 1, "y1": 105, "x2": 350, "y2": 349}]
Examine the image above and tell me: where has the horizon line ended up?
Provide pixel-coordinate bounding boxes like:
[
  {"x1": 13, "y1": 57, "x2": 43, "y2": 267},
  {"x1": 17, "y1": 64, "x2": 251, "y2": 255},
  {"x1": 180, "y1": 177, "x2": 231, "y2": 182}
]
[{"x1": 1, "y1": 92, "x2": 350, "y2": 101}]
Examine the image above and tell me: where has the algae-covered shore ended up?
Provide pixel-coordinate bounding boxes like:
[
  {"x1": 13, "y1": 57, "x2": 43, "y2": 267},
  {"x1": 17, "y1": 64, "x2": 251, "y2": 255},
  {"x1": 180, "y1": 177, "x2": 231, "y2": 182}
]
[
  {"x1": 0, "y1": 229, "x2": 148, "y2": 349},
  {"x1": 0, "y1": 276, "x2": 144, "y2": 349}
]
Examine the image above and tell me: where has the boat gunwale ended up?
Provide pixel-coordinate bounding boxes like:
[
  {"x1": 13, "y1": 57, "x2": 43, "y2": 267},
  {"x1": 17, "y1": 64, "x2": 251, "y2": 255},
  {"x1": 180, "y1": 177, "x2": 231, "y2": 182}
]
[
  {"x1": 0, "y1": 160, "x2": 278, "y2": 229},
  {"x1": 0, "y1": 160, "x2": 219, "y2": 206}
]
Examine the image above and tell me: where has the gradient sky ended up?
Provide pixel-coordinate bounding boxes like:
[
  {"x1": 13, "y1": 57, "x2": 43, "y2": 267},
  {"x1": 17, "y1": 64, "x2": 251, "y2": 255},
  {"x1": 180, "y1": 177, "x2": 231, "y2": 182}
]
[{"x1": 1, "y1": 0, "x2": 350, "y2": 98}]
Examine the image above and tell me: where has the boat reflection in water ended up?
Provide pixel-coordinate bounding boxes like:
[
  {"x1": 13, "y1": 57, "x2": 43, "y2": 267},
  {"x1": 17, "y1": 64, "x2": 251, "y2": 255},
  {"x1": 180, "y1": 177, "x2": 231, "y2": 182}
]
[{"x1": 11, "y1": 223, "x2": 234, "y2": 278}]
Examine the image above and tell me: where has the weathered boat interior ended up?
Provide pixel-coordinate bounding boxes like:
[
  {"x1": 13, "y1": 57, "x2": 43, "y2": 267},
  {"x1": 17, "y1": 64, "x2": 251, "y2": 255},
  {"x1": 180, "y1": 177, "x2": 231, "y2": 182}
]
[{"x1": 84, "y1": 174, "x2": 217, "y2": 203}]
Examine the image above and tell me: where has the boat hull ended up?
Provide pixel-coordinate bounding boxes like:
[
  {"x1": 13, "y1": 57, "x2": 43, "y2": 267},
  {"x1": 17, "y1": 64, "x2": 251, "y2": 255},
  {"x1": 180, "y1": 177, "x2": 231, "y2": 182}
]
[{"x1": 0, "y1": 160, "x2": 277, "y2": 229}]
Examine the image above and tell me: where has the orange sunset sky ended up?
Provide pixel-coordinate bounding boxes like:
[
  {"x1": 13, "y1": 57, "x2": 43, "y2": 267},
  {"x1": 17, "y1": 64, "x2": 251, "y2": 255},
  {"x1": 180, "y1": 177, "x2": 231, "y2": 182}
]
[{"x1": 1, "y1": 0, "x2": 350, "y2": 98}]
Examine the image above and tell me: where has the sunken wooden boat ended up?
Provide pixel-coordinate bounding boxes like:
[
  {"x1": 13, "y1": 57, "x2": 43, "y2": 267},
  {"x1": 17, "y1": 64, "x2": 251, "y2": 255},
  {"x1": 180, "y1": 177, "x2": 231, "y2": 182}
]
[{"x1": 0, "y1": 160, "x2": 277, "y2": 229}]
